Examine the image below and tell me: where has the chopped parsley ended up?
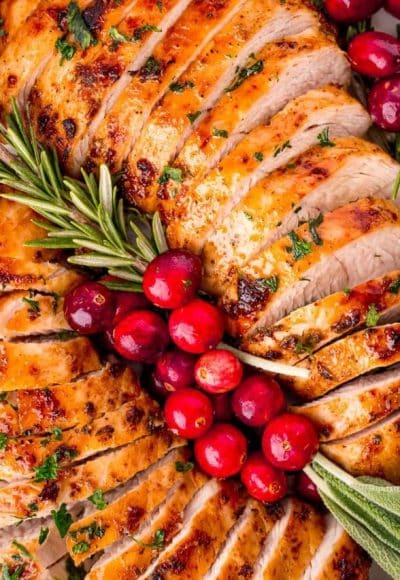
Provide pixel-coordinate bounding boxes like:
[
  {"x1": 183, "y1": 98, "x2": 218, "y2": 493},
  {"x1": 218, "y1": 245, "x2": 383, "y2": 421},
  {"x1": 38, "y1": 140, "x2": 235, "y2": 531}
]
[
  {"x1": 51, "y1": 427, "x2": 63, "y2": 441},
  {"x1": 257, "y1": 275, "x2": 279, "y2": 293},
  {"x1": 11, "y1": 541, "x2": 32, "y2": 560},
  {"x1": 366, "y1": 304, "x2": 380, "y2": 327},
  {"x1": 273, "y1": 140, "x2": 292, "y2": 157},
  {"x1": 254, "y1": 151, "x2": 264, "y2": 162},
  {"x1": 1, "y1": 564, "x2": 25, "y2": 580},
  {"x1": 88, "y1": 489, "x2": 108, "y2": 510},
  {"x1": 51, "y1": 503, "x2": 73, "y2": 538},
  {"x1": 187, "y1": 110, "x2": 201, "y2": 124},
  {"x1": 109, "y1": 26, "x2": 130, "y2": 43},
  {"x1": 66, "y1": 1, "x2": 96, "y2": 49},
  {"x1": 0, "y1": 433, "x2": 9, "y2": 451},
  {"x1": 55, "y1": 38, "x2": 76, "y2": 64},
  {"x1": 224, "y1": 59, "x2": 264, "y2": 92},
  {"x1": 175, "y1": 461, "x2": 194, "y2": 472},
  {"x1": 308, "y1": 213, "x2": 323, "y2": 246},
  {"x1": 109, "y1": 24, "x2": 161, "y2": 43},
  {"x1": 38, "y1": 527, "x2": 49, "y2": 545},
  {"x1": 212, "y1": 127, "x2": 228, "y2": 138},
  {"x1": 72, "y1": 541, "x2": 90, "y2": 555},
  {"x1": 34, "y1": 454, "x2": 59, "y2": 482},
  {"x1": 158, "y1": 166, "x2": 183, "y2": 185},
  {"x1": 139, "y1": 56, "x2": 163, "y2": 79},
  {"x1": 71, "y1": 522, "x2": 105, "y2": 541},
  {"x1": 317, "y1": 127, "x2": 336, "y2": 147},
  {"x1": 294, "y1": 336, "x2": 316, "y2": 355},
  {"x1": 132, "y1": 529, "x2": 165, "y2": 549},
  {"x1": 286, "y1": 231, "x2": 312, "y2": 261},
  {"x1": 389, "y1": 276, "x2": 400, "y2": 294},
  {"x1": 343, "y1": 287, "x2": 351, "y2": 296},
  {"x1": 169, "y1": 80, "x2": 194, "y2": 93}
]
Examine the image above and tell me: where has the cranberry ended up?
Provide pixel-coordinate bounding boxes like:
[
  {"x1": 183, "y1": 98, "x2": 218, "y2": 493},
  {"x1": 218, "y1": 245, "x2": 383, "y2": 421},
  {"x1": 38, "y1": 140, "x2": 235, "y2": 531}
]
[
  {"x1": 368, "y1": 75, "x2": 400, "y2": 131},
  {"x1": 212, "y1": 393, "x2": 233, "y2": 422},
  {"x1": 113, "y1": 292, "x2": 150, "y2": 325},
  {"x1": 385, "y1": 0, "x2": 400, "y2": 18},
  {"x1": 348, "y1": 32, "x2": 400, "y2": 78},
  {"x1": 240, "y1": 452, "x2": 288, "y2": 503},
  {"x1": 113, "y1": 310, "x2": 169, "y2": 363},
  {"x1": 262, "y1": 413, "x2": 319, "y2": 471},
  {"x1": 168, "y1": 299, "x2": 225, "y2": 354},
  {"x1": 155, "y1": 349, "x2": 196, "y2": 391},
  {"x1": 325, "y1": 0, "x2": 384, "y2": 22},
  {"x1": 143, "y1": 250, "x2": 202, "y2": 309},
  {"x1": 194, "y1": 349, "x2": 243, "y2": 394},
  {"x1": 64, "y1": 282, "x2": 115, "y2": 334},
  {"x1": 296, "y1": 472, "x2": 321, "y2": 503},
  {"x1": 194, "y1": 423, "x2": 247, "y2": 478},
  {"x1": 149, "y1": 371, "x2": 171, "y2": 400},
  {"x1": 164, "y1": 388, "x2": 214, "y2": 438},
  {"x1": 231, "y1": 374, "x2": 286, "y2": 428}
]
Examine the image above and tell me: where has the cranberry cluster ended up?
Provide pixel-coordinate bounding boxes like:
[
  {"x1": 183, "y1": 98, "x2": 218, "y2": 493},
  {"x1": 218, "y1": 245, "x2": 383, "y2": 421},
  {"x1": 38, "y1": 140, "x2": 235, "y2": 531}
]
[{"x1": 63, "y1": 249, "x2": 320, "y2": 504}]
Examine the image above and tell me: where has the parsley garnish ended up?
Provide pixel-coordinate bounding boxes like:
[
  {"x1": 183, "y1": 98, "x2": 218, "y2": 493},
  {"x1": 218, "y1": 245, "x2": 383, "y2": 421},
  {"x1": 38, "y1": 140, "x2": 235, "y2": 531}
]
[
  {"x1": 212, "y1": 127, "x2": 228, "y2": 138},
  {"x1": 88, "y1": 489, "x2": 108, "y2": 510},
  {"x1": 343, "y1": 287, "x2": 351, "y2": 296},
  {"x1": 66, "y1": 1, "x2": 96, "y2": 49},
  {"x1": 286, "y1": 231, "x2": 312, "y2": 261},
  {"x1": 254, "y1": 151, "x2": 264, "y2": 162},
  {"x1": 132, "y1": 24, "x2": 161, "y2": 42},
  {"x1": 51, "y1": 503, "x2": 73, "y2": 538},
  {"x1": 1, "y1": 564, "x2": 25, "y2": 580},
  {"x1": 258, "y1": 275, "x2": 279, "y2": 293},
  {"x1": 317, "y1": 127, "x2": 336, "y2": 147},
  {"x1": 225, "y1": 59, "x2": 264, "y2": 92},
  {"x1": 55, "y1": 38, "x2": 76, "y2": 64},
  {"x1": 22, "y1": 296, "x2": 40, "y2": 313},
  {"x1": 389, "y1": 276, "x2": 400, "y2": 294},
  {"x1": 72, "y1": 522, "x2": 105, "y2": 540},
  {"x1": 175, "y1": 461, "x2": 194, "y2": 472},
  {"x1": 132, "y1": 529, "x2": 165, "y2": 549},
  {"x1": 273, "y1": 140, "x2": 292, "y2": 157},
  {"x1": 11, "y1": 541, "x2": 32, "y2": 560},
  {"x1": 366, "y1": 304, "x2": 380, "y2": 327},
  {"x1": 52, "y1": 427, "x2": 63, "y2": 441},
  {"x1": 140, "y1": 56, "x2": 162, "y2": 79},
  {"x1": 72, "y1": 541, "x2": 90, "y2": 555},
  {"x1": 187, "y1": 110, "x2": 201, "y2": 124},
  {"x1": 38, "y1": 527, "x2": 49, "y2": 545},
  {"x1": 169, "y1": 80, "x2": 194, "y2": 93},
  {"x1": 109, "y1": 26, "x2": 129, "y2": 43},
  {"x1": 295, "y1": 336, "x2": 316, "y2": 355},
  {"x1": 158, "y1": 166, "x2": 183, "y2": 185},
  {"x1": 34, "y1": 454, "x2": 59, "y2": 482},
  {"x1": 0, "y1": 433, "x2": 9, "y2": 451},
  {"x1": 308, "y1": 213, "x2": 323, "y2": 246}
]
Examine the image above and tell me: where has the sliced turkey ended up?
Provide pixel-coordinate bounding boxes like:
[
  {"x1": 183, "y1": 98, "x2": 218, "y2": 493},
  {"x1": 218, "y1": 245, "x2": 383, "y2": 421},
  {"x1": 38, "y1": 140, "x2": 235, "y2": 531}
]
[
  {"x1": 165, "y1": 86, "x2": 370, "y2": 256},
  {"x1": 0, "y1": 0, "x2": 41, "y2": 51},
  {"x1": 203, "y1": 137, "x2": 399, "y2": 295},
  {"x1": 292, "y1": 365, "x2": 400, "y2": 441},
  {"x1": 285, "y1": 323, "x2": 400, "y2": 400},
  {"x1": 322, "y1": 410, "x2": 400, "y2": 484},
  {"x1": 121, "y1": 0, "x2": 322, "y2": 213},
  {"x1": 241, "y1": 269, "x2": 400, "y2": 364},
  {"x1": 222, "y1": 198, "x2": 400, "y2": 338}
]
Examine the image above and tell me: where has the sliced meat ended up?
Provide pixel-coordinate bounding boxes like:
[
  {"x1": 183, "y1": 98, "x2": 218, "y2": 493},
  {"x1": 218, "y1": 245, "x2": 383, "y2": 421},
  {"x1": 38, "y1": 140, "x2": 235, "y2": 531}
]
[
  {"x1": 0, "y1": 337, "x2": 101, "y2": 392},
  {"x1": 165, "y1": 86, "x2": 371, "y2": 256},
  {"x1": 302, "y1": 515, "x2": 370, "y2": 580},
  {"x1": 203, "y1": 137, "x2": 399, "y2": 295},
  {"x1": 87, "y1": 469, "x2": 208, "y2": 579},
  {"x1": 142, "y1": 480, "x2": 246, "y2": 579},
  {"x1": 292, "y1": 366, "x2": 400, "y2": 441},
  {"x1": 84, "y1": 0, "x2": 247, "y2": 173},
  {"x1": 0, "y1": 0, "x2": 41, "y2": 51},
  {"x1": 66, "y1": 447, "x2": 191, "y2": 564},
  {"x1": 30, "y1": 0, "x2": 192, "y2": 174},
  {"x1": 322, "y1": 410, "x2": 400, "y2": 484},
  {"x1": 0, "y1": 364, "x2": 141, "y2": 437},
  {"x1": 253, "y1": 497, "x2": 325, "y2": 579},
  {"x1": 0, "y1": 291, "x2": 69, "y2": 340},
  {"x1": 0, "y1": 536, "x2": 46, "y2": 578},
  {"x1": 122, "y1": 0, "x2": 322, "y2": 213},
  {"x1": 241, "y1": 269, "x2": 400, "y2": 364},
  {"x1": 0, "y1": 431, "x2": 182, "y2": 528},
  {"x1": 285, "y1": 323, "x2": 400, "y2": 400},
  {"x1": 222, "y1": 198, "x2": 400, "y2": 338},
  {"x1": 166, "y1": 27, "x2": 350, "y2": 201},
  {"x1": 204, "y1": 500, "x2": 282, "y2": 579},
  {"x1": 0, "y1": 395, "x2": 162, "y2": 481}
]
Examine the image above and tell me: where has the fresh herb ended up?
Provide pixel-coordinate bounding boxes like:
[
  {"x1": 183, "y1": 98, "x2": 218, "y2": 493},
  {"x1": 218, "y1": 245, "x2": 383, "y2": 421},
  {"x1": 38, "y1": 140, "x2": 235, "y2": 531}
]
[
  {"x1": 0, "y1": 17, "x2": 7, "y2": 38},
  {"x1": 1, "y1": 564, "x2": 25, "y2": 580},
  {"x1": 158, "y1": 166, "x2": 183, "y2": 185},
  {"x1": 11, "y1": 542, "x2": 32, "y2": 560},
  {"x1": 225, "y1": 59, "x2": 264, "y2": 92},
  {"x1": 212, "y1": 127, "x2": 228, "y2": 138},
  {"x1": 51, "y1": 427, "x2": 63, "y2": 441},
  {"x1": 22, "y1": 296, "x2": 40, "y2": 313},
  {"x1": 294, "y1": 337, "x2": 315, "y2": 355},
  {"x1": 27, "y1": 502, "x2": 38, "y2": 515},
  {"x1": 389, "y1": 276, "x2": 400, "y2": 294},
  {"x1": 254, "y1": 151, "x2": 264, "y2": 162},
  {"x1": 72, "y1": 541, "x2": 90, "y2": 555},
  {"x1": 273, "y1": 140, "x2": 292, "y2": 157},
  {"x1": 286, "y1": 231, "x2": 312, "y2": 261},
  {"x1": 66, "y1": 1, "x2": 96, "y2": 49},
  {"x1": 140, "y1": 56, "x2": 163, "y2": 79},
  {"x1": 51, "y1": 504, "x2": 73, "y2": 538},
  {"x1": 72, "y1": 522, "x2": 105, "y2": 540},
  {"x1": 343, "y1": 287, "x2": 351, "y2": 296},
  {"x1": 109, "y1": 26, "x2": 130, "y2": 43},
  {"x1": 132, "y1": 24, "x2": 161, "y2": 42},
  {"x1": 0, "y1": 433, "x2": 9, "y2": 451},
  {"x1": 366, "y1": 304, "x2": 380, "y2": 327},
  {"x1": 55, "y1": 38, "x2": 77, "y2": 64},
  {"x1": 175, "y1": 461, "x2": 194, "y2": 472},
  {"x1": 187, "y1": 110, "x2": 201, "y2": 124},
  {"x1": 392, "y1": 169, "x2": 400, "y2": 201},
  {"x1": 317, "y1": 127, "x2": 336, "y2": 147},
  {"x1": 308, "y1": 213, "x2": 323, "y2": 246},
  {"x1": 38, "y1": 527, "x2": 49, "y2": 545},
  {"x1": 132, "y1": 529, "x2": 165, "y2": 549},
  {"x1": 88, "y1": 489, "x2": 108, "y2": 510},
  {"x1": 34, "y1": 454, "x2": 59, "y2": 482},
  {"x1": 257, "y1": 275, "x2": 279, "y2": 293},
  {"x1": 169, "y1": 80, "x2": 194, "y2": 93}
]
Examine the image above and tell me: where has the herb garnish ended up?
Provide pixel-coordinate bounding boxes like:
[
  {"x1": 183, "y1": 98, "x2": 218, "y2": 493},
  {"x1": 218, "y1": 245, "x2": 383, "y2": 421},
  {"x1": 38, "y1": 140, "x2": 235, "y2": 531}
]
[
  {"x1": 132, "y1": 529, "x2": 165, "y2": 549},
  {"x1": 286, "y1": 231, "x2": 312, "y2": 260},
  {"x1": 34, "y1": 454, "x2": 59, "y2": 482},
  {"x1": 0, "y1": 433, "x2": 9, "y2": 451},
  {"x1": 158, "y1": 166, "x2": 183, "y2": 185},
  {"x1": 366, "y1": 304, "x2": 380, "y2": 327},
  {"x1": 212, "y1": 128, "x2": 228, "y2": 138},
  {"x1": 254, "y1": 151, "x2": 264, "y2": 162},
  {"x1": 88, "y1": 489, "x2": 108, "y2": 510},
  {"x1": 294, "y1": 336, "x2": 316, "y2": 355},
  {"x1": 343, "y1": 287, "x2": 351, "y2": 296},
  {"x1": 38, "y1": 527, "x2": 49, "y2": 545},
  {"x1": 224, "y1": 59, "x2": 264, "y2": 92},
  {"x1": 11, "y1": 541, "x2": 32, "y2": 560},
  {"x1": 308, "y1": 213, "x2": 323, "y2": 246},
  {"x1": 175, "y1": 461, "x2": 194, "y2": 472},
  {"x1": 1, "y1": 564, "x2": 25, "y2": 580},
  {"x1": 109, "y1": 24, "x2": 161, "y2": 44},
  {"x1": 72, "y1": 541, "x2": 90, "y2": 555},
  {"x1": 22, "y1": 295, "x2": 40, "y2": 313},
  {"x1": 389, "y1": 276, "x2": 400, "y2": 294},
  {"x1": 51, "y1": 503, "x2": 73, "y2": 538},
  {"x1": 317, "y1": 127, "x2": 336, "y2": 147},
  {"x1": 187, "y1": 110, "x2": 201, "y2": 124},
  {"x1": 71, "y1": 522, "x2": 105, "y2": 541},
  {"x1": 273, "y1": 140, "x2": 292, "y2": 157},
  {"x1": 55, "y1": 38, "x2": 77, "y2": 64},
  {"x1": 169, "y1": 80, "x2": 194, "y2": 93},
  {"x1": 257, "y1": 275, "x2": 279, "y2": 293},
  {"x1": 66, "y1": 1, "x2": 96, "y2": 50}
]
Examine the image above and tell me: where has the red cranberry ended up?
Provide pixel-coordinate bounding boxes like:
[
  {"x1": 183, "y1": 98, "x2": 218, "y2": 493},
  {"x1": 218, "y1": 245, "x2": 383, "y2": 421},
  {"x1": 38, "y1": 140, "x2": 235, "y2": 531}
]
[
  {"x1": 64, "y1": 282, "x2": 115, "y2": 334},
  {"x1": 231, "y1": 374, "x2": 286, "y2": 428},
  {"x1": 325, "y1": 0, "x2": 384, "y2": 22},
  {"x1": 368, "y1": 75, "x2": 400, "y2": 131},
  {"x1": 143, "y1": 250, "x2": 202, "y2": 309},
  {"x1": 164, "y1": 388, "x2": 214, "y2": 438},
  {"x1": 194, "y1": 423, "x2": 247, "y2": 478},
  {"x1": 113, "y1": 310, "x2": 169, "y2": 363},
  {"x1": 241, "y1": 452, "x2": 288, "y2": 503},
  {"x1": 194, "y1": 349, "x2": 243, "y2": 394},
  {"x1": 168, "y1": 299, "x2": 225, "y2": 354},
  {"x1": 296, "y1": 472, "x2": 321, "y2": 503},
  {"x1": 262, "y1": 413, "x2": 319, "y2": 471},
  {"x1": 212, "y1": 394, "x2": 233, "y2": 422},
  {"x1": 113, "y1": 292, "x2": 150, "y2": 326},
  {"x1": 155, "y1": 349, "x2": 196, "y2": 392},
  {"x1": 385, "y1": 0, "x2": 400, "y2": 18},
  {"x1": 149, "y1": 371, "x2": 171, "y2": 400},
  {"x1": 348, "y1": 32, "x2": 400, "y2": 78}
]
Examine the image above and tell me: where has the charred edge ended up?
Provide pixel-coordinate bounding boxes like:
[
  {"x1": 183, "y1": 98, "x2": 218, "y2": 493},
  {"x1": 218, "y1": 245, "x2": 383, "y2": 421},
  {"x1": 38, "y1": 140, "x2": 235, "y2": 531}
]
[
  {"x1": 120, "y1": 159, "x2": 157, "y2": 203},
  {"x1": 222, "y1": 277, "x2": 270, "y2": 319}
]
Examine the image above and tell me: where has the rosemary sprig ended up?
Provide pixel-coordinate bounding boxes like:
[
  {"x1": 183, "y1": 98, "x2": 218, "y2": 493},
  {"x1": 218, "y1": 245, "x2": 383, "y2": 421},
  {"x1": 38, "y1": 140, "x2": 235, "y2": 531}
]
[{"x1": 0, "y1": 100, "x2": 168, "y2": 290}]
